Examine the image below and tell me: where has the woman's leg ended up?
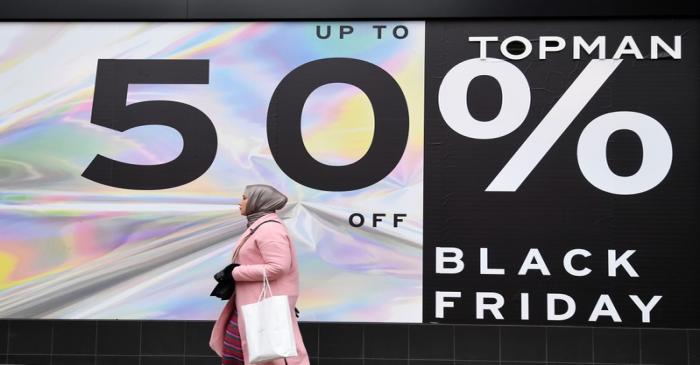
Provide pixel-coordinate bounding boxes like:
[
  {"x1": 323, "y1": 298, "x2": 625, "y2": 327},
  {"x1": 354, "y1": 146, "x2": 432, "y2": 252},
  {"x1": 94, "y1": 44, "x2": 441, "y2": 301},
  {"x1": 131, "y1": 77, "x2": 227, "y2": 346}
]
[{"x1": 222, "y1": 307, "x2": 244, "y2": 365}]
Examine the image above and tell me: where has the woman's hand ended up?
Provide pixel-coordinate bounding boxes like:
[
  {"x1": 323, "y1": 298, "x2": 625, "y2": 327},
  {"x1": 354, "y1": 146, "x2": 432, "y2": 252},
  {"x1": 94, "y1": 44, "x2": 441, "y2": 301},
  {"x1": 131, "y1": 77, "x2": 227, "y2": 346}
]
[{"x1": 228, "y1": 264, "x2": 241, "y2": 281}]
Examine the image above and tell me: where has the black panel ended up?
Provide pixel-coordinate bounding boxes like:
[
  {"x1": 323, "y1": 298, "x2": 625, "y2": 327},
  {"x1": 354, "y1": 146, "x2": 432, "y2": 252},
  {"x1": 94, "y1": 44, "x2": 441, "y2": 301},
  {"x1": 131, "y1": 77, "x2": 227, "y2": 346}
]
[
  {"x1": 185, "y1": 356, "x2": 221, "y2": 365},
  {"x1": 8, "y1": 354, "x2": 51, "y2": 365},
  {"x1": 141, "y1": 356, "x2": 184, "y2": 365},
  {"x1": 546, "y1": 326, "x2": 593, "y2": 362},
  {"x1": 184, "y1": 321, "x2": 216, "y2": 356},
  {"x1": 688, "y1": 330, "x2": 700, "y2": 365},
  {"x1": 408, "y1": 360, "x2": 452, "y2": 365},
  {"x1": 96, "y1": 321, "x2": 141, "y2": 355},
  {"x1": 365, "y1": 360, "x2": 409, "y2": 365},
  {"x1": 453, "y1": 325, "x2": 499, "y2": 361},
  {"x1": 501, "y1": 327, "x2": 546, "y2": 361},
  {"x1": 141, "y1": 321, "x2": 185, "y2": 355},
  {"x1": 408, "y1": 325, "x2": 453, "y2": 360},
  {"x1": 2, "y1": 320, "x2": 696, "y2": 364},
  {"x1": 0, "y1": 320, "x2": 7, "y2": 354},
  {"x1": 319, "y1": 359, "x2": 361, "y2": 365},
  {"x1": 364, "y1": 324, "x2": 408, "y2": 359},
  {"x1": 53, "y1": 320, "x2": 96, "y2": 355},
  {"x1": 318, "y1": 323, "x2": 363, "y2": 358},
  {"x1": 593, "y1": 328, "x2": 640, "y2": 363},
  {"x1": 0, "y1": 0, "x2": 699, "y2": 20},
  {"x1": 53, "y1": 355, "x2": 96, "y2": 365},
  {"x1": 8, "y1": 319, "x2": 52, "y2": 354},
  {"x1": 184, "y1": 357, "x2": 220, "y2": 365},
  {"x1": 1, "y1": 0, "x2": 186, "y2": 19},
  {"x1": 96, "y1": 356, "x2": 141, "y2": 365},
  {"x1": 641, "y1": 329, "x2": 687, "y2": 365}
]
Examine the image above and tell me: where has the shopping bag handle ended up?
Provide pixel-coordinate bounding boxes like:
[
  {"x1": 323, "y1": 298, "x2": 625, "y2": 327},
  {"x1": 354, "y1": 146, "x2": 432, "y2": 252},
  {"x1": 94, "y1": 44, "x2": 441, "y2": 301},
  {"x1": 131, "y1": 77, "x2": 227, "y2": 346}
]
[{"x1": 257, "y1": 267, "x2": 274, "y2": 302}]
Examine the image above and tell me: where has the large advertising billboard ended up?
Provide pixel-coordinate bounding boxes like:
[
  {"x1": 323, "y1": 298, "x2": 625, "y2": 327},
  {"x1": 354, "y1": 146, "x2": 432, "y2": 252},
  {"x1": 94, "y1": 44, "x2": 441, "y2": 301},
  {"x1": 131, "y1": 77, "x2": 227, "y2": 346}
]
[
  {"x1": 0, "y1": 20, "x2": 698, "y2": 328},
  {"x1": 424, "y1": 20, "x2": 698, "y2": 328},
  {"x1": 0, "y1": 22, "x2": 425, "y2": 321}
]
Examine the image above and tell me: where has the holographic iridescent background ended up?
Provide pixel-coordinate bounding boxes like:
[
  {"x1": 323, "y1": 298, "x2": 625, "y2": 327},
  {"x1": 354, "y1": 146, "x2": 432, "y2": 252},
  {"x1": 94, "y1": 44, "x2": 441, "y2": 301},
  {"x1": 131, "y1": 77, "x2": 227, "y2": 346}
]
[{"x1": 0, "y1": 22, "x2": 424, "y2": 321}]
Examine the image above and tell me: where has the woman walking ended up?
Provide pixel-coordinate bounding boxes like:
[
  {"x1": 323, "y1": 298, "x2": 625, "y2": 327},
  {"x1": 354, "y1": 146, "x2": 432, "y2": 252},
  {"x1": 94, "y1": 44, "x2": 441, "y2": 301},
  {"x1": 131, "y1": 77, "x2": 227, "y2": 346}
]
[{"x1": 210, "y1": 184, "x2": 310, "y2": 365}]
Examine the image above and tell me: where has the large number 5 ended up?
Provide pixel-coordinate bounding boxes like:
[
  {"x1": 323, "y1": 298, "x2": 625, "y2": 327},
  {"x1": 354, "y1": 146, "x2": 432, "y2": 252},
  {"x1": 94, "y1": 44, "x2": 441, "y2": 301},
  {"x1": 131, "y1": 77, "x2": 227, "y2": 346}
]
[{"x1": 82, "y1": 59, "x2": 217, "y2": 190}]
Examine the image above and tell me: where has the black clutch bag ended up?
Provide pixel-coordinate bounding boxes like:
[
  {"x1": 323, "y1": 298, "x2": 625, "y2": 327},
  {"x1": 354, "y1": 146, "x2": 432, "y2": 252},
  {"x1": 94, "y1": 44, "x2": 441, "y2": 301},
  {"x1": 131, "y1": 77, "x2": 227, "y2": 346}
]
[{"x1": 210, "y1": 263, "x2": 239, "y2": 300}]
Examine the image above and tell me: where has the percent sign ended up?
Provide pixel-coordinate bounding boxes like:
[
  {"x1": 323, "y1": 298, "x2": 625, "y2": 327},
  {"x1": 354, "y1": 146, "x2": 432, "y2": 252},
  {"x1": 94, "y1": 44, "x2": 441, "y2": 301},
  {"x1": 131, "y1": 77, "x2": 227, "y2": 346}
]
[{"x1": 438, "y1": 58, "x2": 673, "y2": 195}]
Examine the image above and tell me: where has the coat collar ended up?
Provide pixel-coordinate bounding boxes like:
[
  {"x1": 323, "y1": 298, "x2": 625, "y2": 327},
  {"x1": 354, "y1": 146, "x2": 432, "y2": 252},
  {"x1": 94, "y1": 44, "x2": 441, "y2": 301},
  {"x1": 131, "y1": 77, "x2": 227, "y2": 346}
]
[{"x1": 247, "y1": 212, "x2": 279, "y2": 231}]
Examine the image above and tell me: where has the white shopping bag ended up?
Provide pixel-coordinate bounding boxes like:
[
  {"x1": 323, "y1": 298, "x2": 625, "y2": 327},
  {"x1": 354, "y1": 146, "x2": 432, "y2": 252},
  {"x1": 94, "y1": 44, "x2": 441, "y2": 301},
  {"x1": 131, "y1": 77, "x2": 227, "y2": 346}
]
[{"x1": 241, "y1": 268, "x2": 298, "y2": 363}]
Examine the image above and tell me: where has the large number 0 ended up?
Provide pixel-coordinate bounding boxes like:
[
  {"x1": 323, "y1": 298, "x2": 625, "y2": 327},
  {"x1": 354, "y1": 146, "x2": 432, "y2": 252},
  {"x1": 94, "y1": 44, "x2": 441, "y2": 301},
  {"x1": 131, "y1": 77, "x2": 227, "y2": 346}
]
[
  {"x1": 267, "y1": 58, "x2": 409, "y2": 191},
  {"x1": 82, "y1": 59, "x2": 217, "y2": 190}
]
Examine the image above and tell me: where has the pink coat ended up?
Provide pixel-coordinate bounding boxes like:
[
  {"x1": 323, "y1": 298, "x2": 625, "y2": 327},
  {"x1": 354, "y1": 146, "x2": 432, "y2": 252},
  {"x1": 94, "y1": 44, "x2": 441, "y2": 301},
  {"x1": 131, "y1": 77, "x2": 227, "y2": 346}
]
[{"x1": 209, "y1": 212, "x2": 310, "y2": 365}]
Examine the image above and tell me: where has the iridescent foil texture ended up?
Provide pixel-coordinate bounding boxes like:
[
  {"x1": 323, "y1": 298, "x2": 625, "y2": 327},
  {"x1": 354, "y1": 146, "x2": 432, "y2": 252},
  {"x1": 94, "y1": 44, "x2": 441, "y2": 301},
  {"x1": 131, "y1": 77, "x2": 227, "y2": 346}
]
[{"x1": 0, "y1": 22, "x2": 424, "y2": 321}]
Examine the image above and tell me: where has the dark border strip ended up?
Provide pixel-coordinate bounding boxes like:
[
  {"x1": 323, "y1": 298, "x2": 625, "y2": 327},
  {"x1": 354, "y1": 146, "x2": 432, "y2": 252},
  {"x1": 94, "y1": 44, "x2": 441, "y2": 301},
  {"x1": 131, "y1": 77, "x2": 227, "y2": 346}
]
[{"x1": 1, "y1": 0, "x2": 699, "y2": 20}]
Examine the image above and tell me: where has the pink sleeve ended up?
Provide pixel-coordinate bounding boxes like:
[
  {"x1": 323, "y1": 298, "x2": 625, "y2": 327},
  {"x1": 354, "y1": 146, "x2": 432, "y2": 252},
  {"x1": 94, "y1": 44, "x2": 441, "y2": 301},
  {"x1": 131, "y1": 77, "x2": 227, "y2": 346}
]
[{"x1": 232, "y1": 224, "x2": 291, "y2": 281}]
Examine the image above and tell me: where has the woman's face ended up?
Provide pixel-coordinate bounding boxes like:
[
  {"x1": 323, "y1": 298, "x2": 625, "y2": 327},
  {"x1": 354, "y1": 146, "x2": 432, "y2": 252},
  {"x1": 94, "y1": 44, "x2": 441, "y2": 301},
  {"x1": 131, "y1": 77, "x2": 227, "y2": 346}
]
[{"x1": 239, "y1": 193, "x2": 249, "y2": 216}]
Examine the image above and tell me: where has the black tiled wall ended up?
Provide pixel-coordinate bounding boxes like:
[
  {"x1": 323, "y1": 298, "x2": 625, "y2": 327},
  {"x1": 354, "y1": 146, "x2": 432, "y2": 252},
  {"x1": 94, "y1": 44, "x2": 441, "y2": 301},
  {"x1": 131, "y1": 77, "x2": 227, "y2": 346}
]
[{"x1": 0, "y1": 319, "x2": 697, "y2": 365}]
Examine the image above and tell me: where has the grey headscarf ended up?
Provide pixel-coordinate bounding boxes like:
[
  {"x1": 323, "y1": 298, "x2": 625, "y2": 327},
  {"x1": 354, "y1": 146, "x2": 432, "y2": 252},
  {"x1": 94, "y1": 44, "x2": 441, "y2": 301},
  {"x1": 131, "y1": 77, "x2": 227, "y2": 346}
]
[{"x1": 243, "y1": 184, "x2": 288, "y2": 227}]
